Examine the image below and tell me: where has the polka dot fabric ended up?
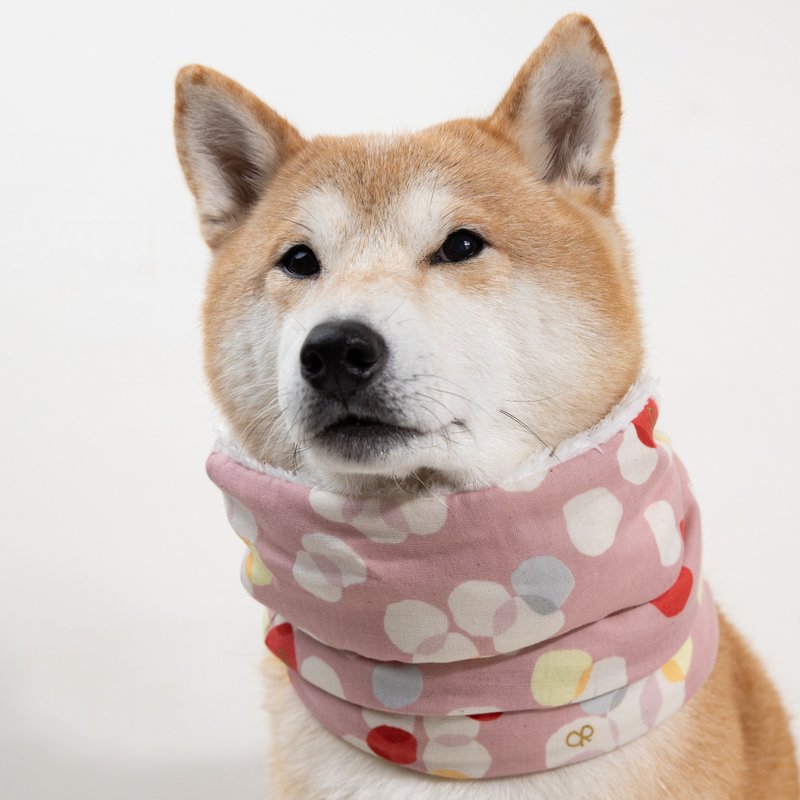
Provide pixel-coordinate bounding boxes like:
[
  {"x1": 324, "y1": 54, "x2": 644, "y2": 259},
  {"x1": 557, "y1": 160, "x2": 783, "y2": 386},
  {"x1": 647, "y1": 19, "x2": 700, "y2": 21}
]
[{"x1": 207, "y1": 397, "x2": 719, "y2": 779}]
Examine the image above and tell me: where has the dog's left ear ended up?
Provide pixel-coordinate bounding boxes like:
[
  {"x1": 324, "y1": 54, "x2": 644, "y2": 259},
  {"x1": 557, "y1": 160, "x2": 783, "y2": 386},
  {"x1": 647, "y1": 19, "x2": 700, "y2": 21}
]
[{"x1": 490, "y1": 15, "x2": 621, "y2": 211}]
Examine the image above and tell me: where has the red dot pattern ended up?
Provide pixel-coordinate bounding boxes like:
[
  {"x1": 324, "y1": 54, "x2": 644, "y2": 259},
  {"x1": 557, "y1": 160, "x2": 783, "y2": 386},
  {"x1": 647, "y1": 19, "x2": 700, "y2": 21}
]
[
  {"x1": 266, "y1": 621, "x2": 297, "y2": 670},
  {"x1": 651, "y1": 567, "x2": 693, "y2": 618},
  {"x1": 366, "y1": 725, "x2": 418, "y2": 764}
]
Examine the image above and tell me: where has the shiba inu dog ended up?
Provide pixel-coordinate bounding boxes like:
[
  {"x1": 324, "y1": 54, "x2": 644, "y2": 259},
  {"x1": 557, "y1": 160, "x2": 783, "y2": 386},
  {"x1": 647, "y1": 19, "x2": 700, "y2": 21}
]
[{"x1": 175, "y1": 14, "x2": 798, "y2": 799}]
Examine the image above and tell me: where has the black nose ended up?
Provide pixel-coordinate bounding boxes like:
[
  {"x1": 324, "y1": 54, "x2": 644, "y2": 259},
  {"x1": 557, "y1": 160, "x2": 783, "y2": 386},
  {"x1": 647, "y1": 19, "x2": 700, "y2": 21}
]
[{"x1": 300, "y1": 320, "x2": 388, "y2": 398}]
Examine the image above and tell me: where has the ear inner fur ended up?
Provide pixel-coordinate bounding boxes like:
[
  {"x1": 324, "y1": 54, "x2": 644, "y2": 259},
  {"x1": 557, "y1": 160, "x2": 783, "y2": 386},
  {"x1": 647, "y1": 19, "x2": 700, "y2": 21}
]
[
  {"x1": 174, "y1": 65, "x2": 304, "y2": 248},
  {"x1": 489, "y1": 14, "x2": 621, "y2": 211}
]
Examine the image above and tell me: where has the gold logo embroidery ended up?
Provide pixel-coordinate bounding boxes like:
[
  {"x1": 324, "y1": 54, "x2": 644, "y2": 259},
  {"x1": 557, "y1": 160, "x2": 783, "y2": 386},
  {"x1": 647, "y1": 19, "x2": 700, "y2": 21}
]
[{"x1": 566, "y1": 724, "x2": 595, "y2": 748}]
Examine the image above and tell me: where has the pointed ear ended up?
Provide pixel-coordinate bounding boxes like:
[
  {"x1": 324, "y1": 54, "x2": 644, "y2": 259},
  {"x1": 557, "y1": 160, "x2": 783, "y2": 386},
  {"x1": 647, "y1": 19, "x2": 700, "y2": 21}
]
[
  {"x1": 174, "y1": 65, "x2": 303, "y2": 248},
  {"x1": 490, "y1": 15, "x2": 621, "y2": 210}
]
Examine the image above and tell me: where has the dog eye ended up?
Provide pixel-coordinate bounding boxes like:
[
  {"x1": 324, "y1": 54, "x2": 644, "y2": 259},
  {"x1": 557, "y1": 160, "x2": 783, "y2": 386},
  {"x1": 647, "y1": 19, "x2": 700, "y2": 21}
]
[
  {"x1": 278, "y1": 245, "x2": 321, "y2": 278},
  {"x1": 433, "y1": 229, "x2": 486, "y2": 264}
]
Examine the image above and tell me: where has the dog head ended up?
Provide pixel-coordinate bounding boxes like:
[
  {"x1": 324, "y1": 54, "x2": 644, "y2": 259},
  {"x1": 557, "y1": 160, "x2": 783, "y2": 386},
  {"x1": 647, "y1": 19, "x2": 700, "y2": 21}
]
[{"x1": 175, "y1": 15, "x2": 643, "y2": 493}]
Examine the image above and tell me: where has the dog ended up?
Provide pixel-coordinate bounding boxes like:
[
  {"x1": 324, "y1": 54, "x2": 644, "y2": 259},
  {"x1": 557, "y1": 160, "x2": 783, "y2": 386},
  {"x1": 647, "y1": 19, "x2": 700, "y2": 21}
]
[{"x1": 175, "y1": 14, "x2": 798, "y2": 799}]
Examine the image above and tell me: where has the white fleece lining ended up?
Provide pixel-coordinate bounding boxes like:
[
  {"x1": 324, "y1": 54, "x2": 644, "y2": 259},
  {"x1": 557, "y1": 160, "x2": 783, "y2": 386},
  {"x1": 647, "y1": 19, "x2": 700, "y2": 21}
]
[
  {"x1": 211, "y1": 371, "x2": 659, "y2": 491},
  {"x1": 505, "y1": 371, "x2": 658, "y2": 484}
]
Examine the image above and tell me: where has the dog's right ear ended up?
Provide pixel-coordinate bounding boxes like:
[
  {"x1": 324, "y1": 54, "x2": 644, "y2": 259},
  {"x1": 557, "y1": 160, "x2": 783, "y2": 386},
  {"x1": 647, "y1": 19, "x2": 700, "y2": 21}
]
[{"x1": 174, "y1": 66, "x2": 303, "y2": 249}]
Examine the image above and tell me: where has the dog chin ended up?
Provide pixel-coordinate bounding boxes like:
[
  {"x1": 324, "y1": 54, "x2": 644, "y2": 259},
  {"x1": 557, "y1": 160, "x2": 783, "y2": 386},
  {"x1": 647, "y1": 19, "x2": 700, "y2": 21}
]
[{"x1": 303, "y1": 428, "x2": 460, "y2": 482}]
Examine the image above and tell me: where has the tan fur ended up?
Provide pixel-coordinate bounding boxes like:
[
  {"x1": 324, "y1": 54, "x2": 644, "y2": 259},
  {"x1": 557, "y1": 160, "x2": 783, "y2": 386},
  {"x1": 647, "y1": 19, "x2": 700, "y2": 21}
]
[
  {"x1": 492, "y1": 15, "x2": 621, "y2": 213},
  {"x1": 174, "y1": 64, "x2": 303, "y2": 248},
  {"x1": 175, "y1": 13, "x2": 798, "y2": 798},
  {"x1": 192, "y1": 121, "x2": 642, "y2": 481}
]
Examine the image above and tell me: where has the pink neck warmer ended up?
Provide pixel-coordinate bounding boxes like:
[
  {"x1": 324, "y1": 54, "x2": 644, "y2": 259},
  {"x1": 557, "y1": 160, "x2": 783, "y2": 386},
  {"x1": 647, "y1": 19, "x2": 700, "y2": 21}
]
[{"x1": 207, "y1": 388, "x2": 718, "y2": 779}]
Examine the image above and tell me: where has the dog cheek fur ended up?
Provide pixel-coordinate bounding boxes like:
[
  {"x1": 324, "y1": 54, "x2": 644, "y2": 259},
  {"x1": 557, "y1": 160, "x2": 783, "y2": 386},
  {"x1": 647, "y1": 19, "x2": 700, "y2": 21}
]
[{"x1": 205, "y1": 293, "x2": 288, "y2": 464}]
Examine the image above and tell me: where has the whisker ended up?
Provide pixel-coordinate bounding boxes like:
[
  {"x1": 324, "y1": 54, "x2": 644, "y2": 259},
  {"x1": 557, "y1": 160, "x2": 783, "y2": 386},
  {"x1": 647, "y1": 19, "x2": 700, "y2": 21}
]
[
  {"x1": 498, "y1": 408, "x2": 556, "y2": 457},
  {"x1": 502, "y1": 391, "x2": 566, "y2": 404},
  {"x1": 288, "y1": 313, "x2": 307, "y2": 332},
  {"x1": 237, "y1": 403, "x2": 283, "y2": 459},
  {"x1": 382, "y1": 298, "x2": 407, "y2": 323}
]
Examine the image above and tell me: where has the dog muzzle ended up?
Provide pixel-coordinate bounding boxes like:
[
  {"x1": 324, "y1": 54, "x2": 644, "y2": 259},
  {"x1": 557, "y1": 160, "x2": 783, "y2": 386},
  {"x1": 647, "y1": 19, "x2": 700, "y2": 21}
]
[{"x1": 207, "y1": 384, "x2": 718, "y2": 779}]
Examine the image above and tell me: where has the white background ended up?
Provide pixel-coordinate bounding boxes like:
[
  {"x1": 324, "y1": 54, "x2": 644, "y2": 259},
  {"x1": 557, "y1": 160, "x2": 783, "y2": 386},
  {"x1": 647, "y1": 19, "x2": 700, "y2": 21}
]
[{"x1": 1, "y1": 1, "x2": 798, "y2": 798}]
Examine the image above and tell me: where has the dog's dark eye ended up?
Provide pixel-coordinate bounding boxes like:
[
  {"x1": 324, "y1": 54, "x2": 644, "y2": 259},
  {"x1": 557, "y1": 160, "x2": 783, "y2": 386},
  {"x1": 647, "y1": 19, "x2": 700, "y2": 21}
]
[
  {"x1": 433, "y1": 229, "x2": 486, "y2": 264},
  {"x1": 278, "y1": 245, "x2": 321, "y2": 278}
]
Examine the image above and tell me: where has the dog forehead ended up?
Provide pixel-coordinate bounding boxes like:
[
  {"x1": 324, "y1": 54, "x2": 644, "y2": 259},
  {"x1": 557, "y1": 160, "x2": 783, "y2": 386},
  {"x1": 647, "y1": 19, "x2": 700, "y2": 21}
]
[
  {"x1": 303, "y1": 132, "x2": 454, "y2": 203},
  {"x1": 303, "y1": 125, "x2": 509, "y2": 200},
  {"x1": 295, "y1": 173, "x2": 457, "y2": 256},
  {"x1": 278, "y1": 125, "x2": 546, "y2": 257}
]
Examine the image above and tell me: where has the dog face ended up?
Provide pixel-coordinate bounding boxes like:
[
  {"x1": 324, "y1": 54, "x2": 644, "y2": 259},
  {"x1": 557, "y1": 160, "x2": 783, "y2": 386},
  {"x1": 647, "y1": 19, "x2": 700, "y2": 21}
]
[{"x1": 176, "y1": 15, "x2": 642, "y2": 492}]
